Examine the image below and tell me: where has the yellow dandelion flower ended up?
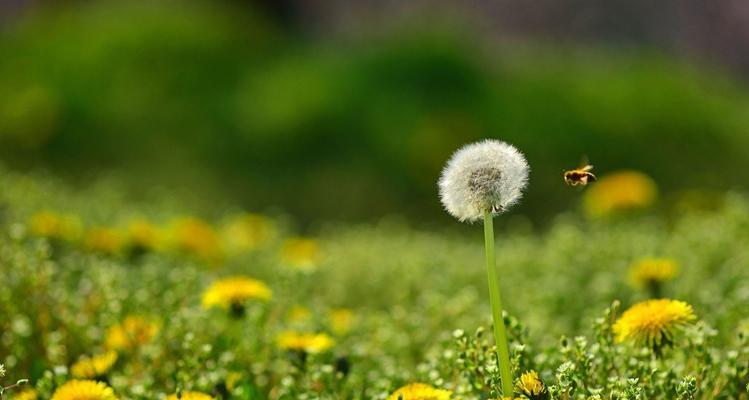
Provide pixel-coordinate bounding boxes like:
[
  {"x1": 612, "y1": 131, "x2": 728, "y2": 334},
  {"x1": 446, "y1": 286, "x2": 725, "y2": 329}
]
[
  {"x1": 202, "y1": 276, "x2": 272, "y2": 311},
  {"x1": 329, "y1": 308, "x2": 355, "y2": 335},
  {"x1": 70, "y1": 351, "x2": 118, "y2": 379},
  {"x1": 126, "y1": 219, "x2": 163, "y2": 252},
  {"x1": 225, "y1": 371, "x2": 243, "y2": 391},
  {"x1": 629, "y1": 258, "x2": 678, "y2": 288},
  {"x1": 276, "y1": 331, "x2": 334, "y2": 354},
  {"x1": 50, "y1": 380, "x2": 117, "y2": 400},
  {"x1": 280, "y1": 237, "x2": 322, "y2": 271},
  {"x1": 105, "y1": 316, "x2": 159, "y2": 351},
  {"x1": 387, "y1": 383, "x2": 452, "y2": 400},
  {"x1": 583, "y1": 171, "x2": 657, "y2": 218},
  {"x1": 287, "y1": 305, "x2": 312, "y2": 324},
  {"x1": 222, "y1": 213, "x2": 274, "y2": 254},
  {"x1": 166, "y1": 392, "x2": 214, "y2": 400},
  {"x1": 170, "y1": 217, "x2": 223, "y2": 264},
  {"x1": 84, "y1": 228, "x2": 124, "y2": 255},
  {"x1": 517, "y1": 370, "x2": 546, "y2": 399},
  {"x1": 613, "y1": 299, "x2": 696, "y2": 347},
  {"x1": 12, "y1": 388, "x2": 38, "y2": 400},
  {"x1": 738, "y1": 319, "x2": 749, "y2": 337},
  {"x1": 29, "y1": 210, "x2": 82, "y2": 242}
]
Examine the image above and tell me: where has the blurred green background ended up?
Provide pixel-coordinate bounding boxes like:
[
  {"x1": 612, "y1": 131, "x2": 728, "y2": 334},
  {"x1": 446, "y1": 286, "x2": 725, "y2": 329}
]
[{"x1": 2, "y1": 0, "x2": 749, "y2": 225}]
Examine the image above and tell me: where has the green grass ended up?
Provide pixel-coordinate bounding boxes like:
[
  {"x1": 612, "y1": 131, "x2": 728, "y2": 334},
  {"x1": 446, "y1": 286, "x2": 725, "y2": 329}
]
[{"x1": 0, "y1": 169, "x2": 748, "y2": 399}]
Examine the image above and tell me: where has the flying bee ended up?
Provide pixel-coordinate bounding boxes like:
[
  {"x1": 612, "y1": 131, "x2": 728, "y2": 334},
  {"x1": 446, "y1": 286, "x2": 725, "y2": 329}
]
[{"x1": 563, "y1": 163, "x2": 596, "y2": 187}]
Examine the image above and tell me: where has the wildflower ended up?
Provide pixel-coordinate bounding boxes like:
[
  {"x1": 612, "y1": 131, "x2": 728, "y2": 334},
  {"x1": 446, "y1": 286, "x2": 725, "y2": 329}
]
[
  {"x1": 50, "y1": 380, "x2": 117, "y2": 400},
  {"x1": 201, "y1": 276, "x2": 272, "y2": 316},
  {"x1": 739, "y1": 319, "x2": 749, "y2": 336},
  {"x1": 629, "y1": 258, "x2": 678, "y2": 285},
  {"x1": 126, "y1": 219, "x2": 162, "y2": 253},
  {"x1": 614, "y1": 299, "x2": 696, "y2": 348},
  {"x1": 438, "y1": 140, "x2": 528, "y2": 397},
  {"x1": 105, "y1": 316, "x2": 159, "y2": 351},
  {"x1": 629, "y1": 258, "x2": 678, "y2": 298},
  {"x1": 13, "y1": 388, "x2": 38, "y2": 400},
  {"x1": 166, "y1": 392, "x2": 214, "y2": 400},
  {"x1": 169, "y1": 217, "x2": 223, "y2": 263},
  {"x1": 225, "y1": 371, "x2": 243, "y2": 391},
  {"x1": 221, "y1": 213, "x2": 274, "y2": 254},
  {"x1": 280, "y1": 238, "x2": 322, "y2": 271},
  {"x1": 517, "y1": 370, "x2": 547, "y2": 399},
  {"x1": 287, "y1": 305, "x2": 312, "y2": 324},
  {"x1": 438, "y1": 139, "x2": 529, "y2": 222},
  {"x1": 386, "y1": 383, "x2": 452, "y2": 400},
  {"x1": 70, "y1": 351, "x2": 118, "y2": 379},
  {"x1": 28, "y1": 210, "x2": 82, "y2": 242},
  {"x1": 583, "y1": 171, "x2": 657, "y2": 218},
  {"x1": 329, "y1": 308, "x2": 354, "y2": 335},
  {"x1": 84, "y1": 228, "x2": 124, "y2": 255},
  {"x1": 276, "y1": 331, "x2": 335, "y2": 354}
]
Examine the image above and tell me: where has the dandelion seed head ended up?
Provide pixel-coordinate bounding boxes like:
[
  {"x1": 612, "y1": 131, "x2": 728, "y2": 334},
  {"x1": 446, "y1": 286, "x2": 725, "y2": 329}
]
[{"x1": 438, "y1": 140, "x2": 529, "y2": 222}]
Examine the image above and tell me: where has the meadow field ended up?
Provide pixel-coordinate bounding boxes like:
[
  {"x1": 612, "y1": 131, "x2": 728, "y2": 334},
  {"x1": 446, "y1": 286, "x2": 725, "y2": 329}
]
[
  {"x1": 0, "y1": 166, "x2": 747, "y2": 399},
  {"x1": 2, "y1": 1, "x2": 749, "y2": 399}
]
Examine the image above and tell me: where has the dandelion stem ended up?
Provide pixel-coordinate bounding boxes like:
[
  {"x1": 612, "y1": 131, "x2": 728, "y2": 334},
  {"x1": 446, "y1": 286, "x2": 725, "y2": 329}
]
[{"x1": 483, "y1": 209, "x2": 514, "y2": 396}]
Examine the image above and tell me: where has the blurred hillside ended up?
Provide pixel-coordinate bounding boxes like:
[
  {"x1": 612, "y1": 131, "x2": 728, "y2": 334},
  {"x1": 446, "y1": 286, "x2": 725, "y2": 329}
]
[{"x1": 1, "y1": 1, "x2": 749, "y2": 225}]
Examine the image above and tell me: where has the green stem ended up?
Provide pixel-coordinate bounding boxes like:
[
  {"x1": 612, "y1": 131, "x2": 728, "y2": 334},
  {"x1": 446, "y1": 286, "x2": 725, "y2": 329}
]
[{"x1": 483, "y1": 209, "x2": 514, "y2": 397}]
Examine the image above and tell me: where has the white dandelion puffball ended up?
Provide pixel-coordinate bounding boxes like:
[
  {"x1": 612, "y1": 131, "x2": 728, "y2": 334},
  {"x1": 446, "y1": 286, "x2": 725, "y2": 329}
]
[{"x1": 438, "y1": 139, "x2": 529, "y2": 222}]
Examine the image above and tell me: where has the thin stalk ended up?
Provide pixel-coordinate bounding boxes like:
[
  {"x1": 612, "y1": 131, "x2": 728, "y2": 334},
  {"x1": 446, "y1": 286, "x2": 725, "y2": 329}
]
[{"x1": 483, "y1": 209, "x2": 514, "y2": 397}]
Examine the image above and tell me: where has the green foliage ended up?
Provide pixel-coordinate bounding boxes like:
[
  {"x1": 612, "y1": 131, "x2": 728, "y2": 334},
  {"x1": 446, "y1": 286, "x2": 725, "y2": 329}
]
[
  {"x1": 0, "y1": 170, "x2": 748, "y2": 398},
  {"x1": 2, "y1": 1, "x2": 749, "y2": 222}
]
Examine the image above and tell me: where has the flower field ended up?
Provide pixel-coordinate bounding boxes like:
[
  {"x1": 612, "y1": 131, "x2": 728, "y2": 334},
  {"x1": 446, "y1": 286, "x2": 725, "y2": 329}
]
[{"x1": 0, "y1": 167, "x2": 747, "y2": 400}]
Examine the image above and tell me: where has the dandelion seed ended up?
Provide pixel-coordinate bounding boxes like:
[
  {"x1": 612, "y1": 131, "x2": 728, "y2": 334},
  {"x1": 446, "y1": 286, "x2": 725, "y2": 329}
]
[
  {"x1": 50, "y1": 380, "x2": 117, "y2": 400},
  {"x1": 614, "y1": 299, "x2": 696, "y2": 349},
  {"x1": 438, "y1": 139, "x2": 529, "y2": 222},
  {"x1": 70, "y1": 351, "x2": 118, "y2": 379},
  {"x1": 386, "y1": 383, "x2": 452, "y2": 400}
]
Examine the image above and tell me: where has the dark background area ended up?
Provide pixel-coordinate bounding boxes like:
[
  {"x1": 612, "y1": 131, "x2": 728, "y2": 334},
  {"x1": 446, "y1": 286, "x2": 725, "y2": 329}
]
[{"x1": 1, "y1": 0, "x2": 748, "y2": 226}]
